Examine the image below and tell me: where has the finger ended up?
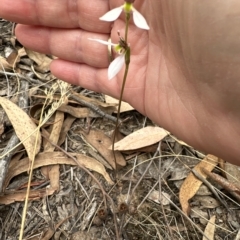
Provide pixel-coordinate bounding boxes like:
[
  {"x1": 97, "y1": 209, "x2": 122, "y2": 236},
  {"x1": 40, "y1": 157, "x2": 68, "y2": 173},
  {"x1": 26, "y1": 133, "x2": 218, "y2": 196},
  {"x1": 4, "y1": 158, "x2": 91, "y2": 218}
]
[
  {"x1": 50, "y1": 59, "x2": 146, "y2": 109},
  {"x1": 50, "y1": 59, "x2": 120, "y2": 98},
  {"x1": 0, "y1": 0, "x2": 110, "y2": 33},
  {"x1": 15, "y1": 25, "x2": 109, "y2": 68}
]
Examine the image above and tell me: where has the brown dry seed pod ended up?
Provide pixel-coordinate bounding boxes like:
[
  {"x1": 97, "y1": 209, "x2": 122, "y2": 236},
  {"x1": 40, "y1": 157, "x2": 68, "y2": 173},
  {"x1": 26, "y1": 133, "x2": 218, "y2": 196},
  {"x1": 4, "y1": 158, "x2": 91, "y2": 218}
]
[
  {"x1": 118, "y1": 202, "x2": 129, "y2": 214},
  {"x1": 97, "y1": 208, "x2": 108, "y2": 220}
]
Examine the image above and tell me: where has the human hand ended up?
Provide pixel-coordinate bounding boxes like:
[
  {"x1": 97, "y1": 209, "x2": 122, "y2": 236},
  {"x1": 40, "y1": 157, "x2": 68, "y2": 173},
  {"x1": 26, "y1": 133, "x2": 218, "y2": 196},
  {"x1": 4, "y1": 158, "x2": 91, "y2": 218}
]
[{"x1": 1, "y1": 0, "x2": 240, "y2": 164}]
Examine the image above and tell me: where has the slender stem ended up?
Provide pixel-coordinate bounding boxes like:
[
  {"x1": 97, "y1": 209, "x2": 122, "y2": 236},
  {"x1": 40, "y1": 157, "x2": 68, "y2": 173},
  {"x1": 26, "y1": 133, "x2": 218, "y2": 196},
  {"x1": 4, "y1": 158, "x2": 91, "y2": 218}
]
[
  {"x1": 125, "y1": 13, "x2": 130, "y2": 42},
  {"x1": 112, "y1": 47, "x2": 130, "y2": 177},
  {"x1": 111, "y1": 7, "x2": 131, "y2": 239},
  {"x1": 112, "y1": 10, "x2": 131, "y2": 179}
]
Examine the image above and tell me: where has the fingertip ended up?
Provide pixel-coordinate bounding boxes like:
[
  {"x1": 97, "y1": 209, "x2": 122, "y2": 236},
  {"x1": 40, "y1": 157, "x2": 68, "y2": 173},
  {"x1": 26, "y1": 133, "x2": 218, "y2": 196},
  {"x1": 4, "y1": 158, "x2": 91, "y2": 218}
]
[
  {"x1": 50, "y1": 59, "x2": 80, "y2": 86},
  {"x1": 50, "y1": 59, "x2": 118, "y2": 97}
]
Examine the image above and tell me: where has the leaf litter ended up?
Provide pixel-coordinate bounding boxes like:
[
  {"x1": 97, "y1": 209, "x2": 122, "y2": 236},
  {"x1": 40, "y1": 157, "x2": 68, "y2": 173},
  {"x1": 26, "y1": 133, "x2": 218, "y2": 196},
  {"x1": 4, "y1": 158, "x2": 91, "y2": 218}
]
[
  {"x1": 0, "y1": 19, "x2": 240, "y2": 240},
  {"x1": 0, "y1": 96, "x2": 41, "y2": 161}
]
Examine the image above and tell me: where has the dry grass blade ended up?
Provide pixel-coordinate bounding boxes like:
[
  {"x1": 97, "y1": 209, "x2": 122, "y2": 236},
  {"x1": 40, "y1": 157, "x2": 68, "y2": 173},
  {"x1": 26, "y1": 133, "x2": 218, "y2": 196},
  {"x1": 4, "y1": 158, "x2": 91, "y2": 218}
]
[{"x1": 0, "y1": 97, "x2": 41, "y2": 161}]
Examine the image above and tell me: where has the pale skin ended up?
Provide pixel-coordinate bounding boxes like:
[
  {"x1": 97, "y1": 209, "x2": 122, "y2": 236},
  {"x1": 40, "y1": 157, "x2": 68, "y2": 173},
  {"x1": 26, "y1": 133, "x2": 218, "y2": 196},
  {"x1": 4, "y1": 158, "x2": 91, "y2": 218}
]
[{"x1": 1, "y1": 0, "x2": 240, "y2": 165}]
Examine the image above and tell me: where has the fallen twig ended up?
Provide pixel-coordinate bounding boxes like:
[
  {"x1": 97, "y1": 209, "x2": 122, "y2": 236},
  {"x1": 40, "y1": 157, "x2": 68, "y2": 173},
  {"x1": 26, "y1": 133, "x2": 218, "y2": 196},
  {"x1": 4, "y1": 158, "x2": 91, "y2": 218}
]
[{"x1": 70, "y1": 92, "x2": 118, "y2": 123}]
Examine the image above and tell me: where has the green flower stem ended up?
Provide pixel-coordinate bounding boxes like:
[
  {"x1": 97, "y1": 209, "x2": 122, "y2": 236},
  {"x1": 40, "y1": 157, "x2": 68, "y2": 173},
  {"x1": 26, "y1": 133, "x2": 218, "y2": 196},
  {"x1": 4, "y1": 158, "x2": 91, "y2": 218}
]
[
  {"x1": 112, "y1": 47, "x2": 130, "y2": 176},
  {"x1": 112, "y1": 8, "x2": 131, "y2": 179},
  {"x1": 125, "y1": 12, "x2": 130, "y2": 42}
]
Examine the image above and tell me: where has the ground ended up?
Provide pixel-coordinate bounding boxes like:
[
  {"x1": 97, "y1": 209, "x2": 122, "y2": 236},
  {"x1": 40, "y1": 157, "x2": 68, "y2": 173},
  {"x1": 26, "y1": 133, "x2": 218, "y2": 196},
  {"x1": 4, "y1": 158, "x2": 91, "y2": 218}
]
[{"x1": 0, "y1": 19, "x2": 240, "y2": 240}]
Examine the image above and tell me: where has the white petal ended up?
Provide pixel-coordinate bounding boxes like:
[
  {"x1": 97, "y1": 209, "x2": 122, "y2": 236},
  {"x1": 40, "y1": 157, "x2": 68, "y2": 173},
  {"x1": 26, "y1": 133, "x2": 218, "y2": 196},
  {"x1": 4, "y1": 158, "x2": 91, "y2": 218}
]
[
  {"x1": 100, "y1": 6, "x2": 123, "y2": 22},
  {"x1": 132, "y1": 8, "x2": 150, "y2": 30},
  {"x1": 108, "y1": 55, "x2": 125, "y2": 80},
  {"x1": 88, "y1": 38, "x2": 116, "y2": 46}
]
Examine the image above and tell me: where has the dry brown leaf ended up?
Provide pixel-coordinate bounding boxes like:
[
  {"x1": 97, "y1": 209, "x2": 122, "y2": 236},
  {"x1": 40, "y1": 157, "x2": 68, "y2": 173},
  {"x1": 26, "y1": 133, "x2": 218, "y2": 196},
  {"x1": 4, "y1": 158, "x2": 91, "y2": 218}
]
[
  {"x1": 203, "y1": 215, "x2": 216, "y2": 240},
  {"x1": 9, "y1": 152, "x2": 24, "y2": 169},
  {"x1": 0, "y1": 56, "x2": 12, "y2": 70},
  {"x1": 179, "y1": 154, "x2": 219, "y2": 215},
  {"x1": 58, "y1": 115, "x2": 76, "y2": 146},
  {"x1": 44, "y1": 111, "x2": 64, "y2": 152},
  {"x1": 3, "y1": 152, "x2": 114, "y2": 190},
  {"x1": 25, "y1": 48, "x2": 52, "y2": 73},
  {"x1": 82, "y1": 129, "x2": 126, "y2": 169},
  {"x1": 105, "y1": 95, "x2": 134, "y2": 112},
  {"x1": 112, "y1": 126, "x2": 169, "y2": 151},
  {"x1": 43, "y1": 111, "x2": 64, "y2": 192},
  {"x1": 0, "y1": 97, "x2": 41, "y2": 161},
  {"x1": 0, "y1": 188, "x2": 55, "y2": 205},
  {"x1": 17, "y1": 47, "x2": 27, "y2": 57},
  {"x1": 58, "y1": 105, "x2": 91, "y2": 118},
  {"x1": 6, "y1": 49, "x2": 19, "y2": 68}
]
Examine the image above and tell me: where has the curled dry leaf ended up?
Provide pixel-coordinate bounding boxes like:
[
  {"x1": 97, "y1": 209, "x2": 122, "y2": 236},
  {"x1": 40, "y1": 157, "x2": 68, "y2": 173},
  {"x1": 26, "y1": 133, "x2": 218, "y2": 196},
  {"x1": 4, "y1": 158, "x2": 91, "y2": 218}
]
[
  {"x1": 179, "y1": 154, "x2": 219, "y2": 215},
  {"x1": 82, "y1": 129, "x2": 126, "y2": 169},
  {"x1": 25, "y1": 48, "x2": 52, "y2": 73},
  {"x1": 58, "y1": 105, "x2": 91, "y2": 118},
  {"x1": 112, "y1": 126, "x2": 169, "y2": 151},
  {"x1": 0, "y1": 56, "x2": 12, "y2": 70},
  {"x1": 0, "y1": 97, "x2": 41, "y2": 161}
]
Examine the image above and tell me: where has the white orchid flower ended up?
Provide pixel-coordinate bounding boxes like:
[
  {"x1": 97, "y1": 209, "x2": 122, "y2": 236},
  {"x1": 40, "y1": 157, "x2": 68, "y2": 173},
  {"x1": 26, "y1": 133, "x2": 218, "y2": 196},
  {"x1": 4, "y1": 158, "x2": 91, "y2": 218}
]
[
  {"x1": 89, "y1": 38, "x2": 125, "y2": 80},
  {"x1": 99, "y1": 2, "x2": 150, "y2": 30}
]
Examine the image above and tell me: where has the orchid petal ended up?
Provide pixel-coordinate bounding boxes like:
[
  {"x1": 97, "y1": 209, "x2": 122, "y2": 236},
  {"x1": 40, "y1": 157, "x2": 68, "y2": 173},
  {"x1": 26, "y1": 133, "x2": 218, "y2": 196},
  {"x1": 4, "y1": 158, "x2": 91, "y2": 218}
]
[
  {"x1": 88, "y1": 38, "x2": 116, "y2": 47},
  {"x1": 132, "y1": 7, "x2": 150, "y2": 30},
  {"x1": 108, "y1": 54, "x2": 125, "y2": 80},
  {"x1": 100, "y1": 6, "x2": 123, "y2": 22}
]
